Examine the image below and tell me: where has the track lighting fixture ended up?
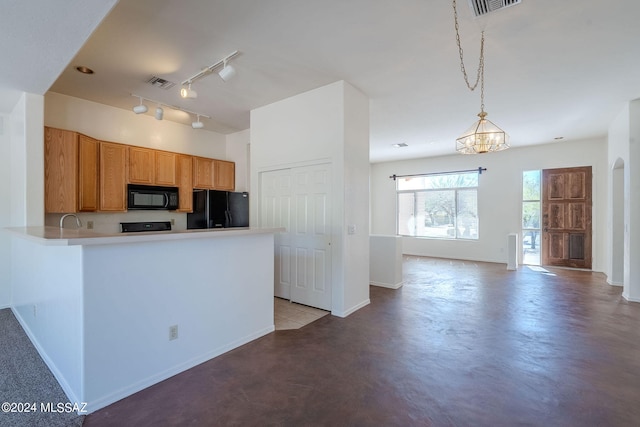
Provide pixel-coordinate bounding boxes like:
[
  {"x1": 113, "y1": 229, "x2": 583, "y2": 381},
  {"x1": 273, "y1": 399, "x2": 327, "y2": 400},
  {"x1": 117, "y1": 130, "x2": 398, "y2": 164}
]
[
  {"x1": 180, "y1": 82, "x2": 197, "y2": 99},
  {"x1": 180, "y1": 50, "x2": 239, "y2": 91},
  {"x1": 130, "y1": 94, "x2": 210, "y2": 129},
  {"x1": 191, "y1": 115, "x2": 204, "y2": 129},
  {"x1": 133, "y1": 96, "x2": 148, "y2": 114},
  {"x1": 218, "y1": 59, "x2": 236, "y2": 81}
]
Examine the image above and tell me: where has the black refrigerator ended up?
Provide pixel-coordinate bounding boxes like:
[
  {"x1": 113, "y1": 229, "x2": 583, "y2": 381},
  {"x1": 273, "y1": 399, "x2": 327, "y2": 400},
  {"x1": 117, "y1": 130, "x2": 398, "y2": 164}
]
[{"x1": 187, "y1": 190, "x2": 249, "y2": 229}]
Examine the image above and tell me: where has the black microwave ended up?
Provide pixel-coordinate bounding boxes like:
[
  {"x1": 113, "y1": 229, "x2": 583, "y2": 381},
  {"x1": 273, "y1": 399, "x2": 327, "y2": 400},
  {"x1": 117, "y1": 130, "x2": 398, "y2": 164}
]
[{"x1": 127, "y1": 184, "x2": 179, "y2": 210}]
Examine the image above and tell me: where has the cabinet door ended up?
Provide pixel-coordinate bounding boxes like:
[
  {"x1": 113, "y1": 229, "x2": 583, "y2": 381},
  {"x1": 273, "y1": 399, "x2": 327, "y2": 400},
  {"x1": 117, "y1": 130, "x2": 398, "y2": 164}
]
[
  {"x1": 193, "y1": 157, "x2": 215, "y2": 189},
  {"x1": 128, "y1": 146, "x2": 154, "y2": 184},
  {"x1": 214, "y1": 160, "x2": 235, "y2": 191},
  {"x1": 176, "y1": 154, "x2": 193, "y2": 212},
  {"x1": 155, "y1": 151, "x2": 177, "y2": 186},
  {"x1": 44, "y1": 127, "x2": 78, "y2": 213},
  {"x1": 100, "y1": 142, "x2": 128, "y2": 211},
  {"x1": 78, "y1": 135, "x2": 99, "y2": 212}
]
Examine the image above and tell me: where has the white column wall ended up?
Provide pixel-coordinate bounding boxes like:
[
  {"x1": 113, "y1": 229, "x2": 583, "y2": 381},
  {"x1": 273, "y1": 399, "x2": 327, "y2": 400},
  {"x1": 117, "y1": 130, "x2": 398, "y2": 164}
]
[
  {"x1": 0, "y1": 113, "x2": 11, "y2": 308},
  {"x1": 0, "y1": 93, "x2": 45, "y2": 308},
  {"x1": 250, "y1": 80, "x2": 370, "y2": 317},
  {"x1": 226, "y1": 129, "x2": 250, "y2": 192},
  {"x1": 609, "y1": 100, "x2": 640, "y2": 301}
]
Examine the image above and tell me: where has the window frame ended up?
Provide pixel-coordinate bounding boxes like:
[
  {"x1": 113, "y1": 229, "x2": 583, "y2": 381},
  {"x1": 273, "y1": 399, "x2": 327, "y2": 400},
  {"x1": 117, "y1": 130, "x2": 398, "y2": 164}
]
[{"x1": 396, "y1": 172, "x2": 479, "y2": 240}]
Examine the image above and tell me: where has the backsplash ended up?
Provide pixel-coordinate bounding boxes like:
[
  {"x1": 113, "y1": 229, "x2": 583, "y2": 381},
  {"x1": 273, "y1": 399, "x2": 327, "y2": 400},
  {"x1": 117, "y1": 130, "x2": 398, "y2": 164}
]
[{"x1": 46, "y1": 212, "x2": 188, "y2": 234}]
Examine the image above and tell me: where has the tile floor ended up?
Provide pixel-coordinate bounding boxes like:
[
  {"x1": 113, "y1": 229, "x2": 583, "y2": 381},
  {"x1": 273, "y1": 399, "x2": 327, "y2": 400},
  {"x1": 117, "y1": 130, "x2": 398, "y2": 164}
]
[{"x1": 273, "y1": 297, "x2": 329, "y2": 330}]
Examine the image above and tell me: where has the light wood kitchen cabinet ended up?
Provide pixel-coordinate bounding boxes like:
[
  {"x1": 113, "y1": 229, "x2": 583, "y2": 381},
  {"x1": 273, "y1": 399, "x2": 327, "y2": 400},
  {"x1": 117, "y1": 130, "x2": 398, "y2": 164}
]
[
  {"x1": 129, "y1": 147, "x2": 177, "y2": 186},
  {"x1": 155, "y1": 151, "x2": 177, "y2": 186},
  {"x1": 214, "y1": 160, "x2": 235, "y2": 191},
  {"x1": 44, "y1": 127, "x2": 99, "y2": 213},
  {"x1": 128, "y1": 146, "x2": 154, "y2": 185},
  {"x1": 176, "y1": 154, "x2": 193, "y2": 212},
  {"x1": 193, "y1": 157, "x2": 215, "y2": 189},
  {"x1": 100, "y1": 142, "x2": 128, "y2": 211},
  {"x1": 77, "y1": 135, "x2": 99, "y2": 211}
]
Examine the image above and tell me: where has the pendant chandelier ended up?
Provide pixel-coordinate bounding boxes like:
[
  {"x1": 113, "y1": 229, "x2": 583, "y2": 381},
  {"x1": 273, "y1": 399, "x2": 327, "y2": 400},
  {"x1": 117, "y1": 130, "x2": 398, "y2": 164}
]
[{"x1": 452, "y1": 0, "x2": 509, "y2": 154}]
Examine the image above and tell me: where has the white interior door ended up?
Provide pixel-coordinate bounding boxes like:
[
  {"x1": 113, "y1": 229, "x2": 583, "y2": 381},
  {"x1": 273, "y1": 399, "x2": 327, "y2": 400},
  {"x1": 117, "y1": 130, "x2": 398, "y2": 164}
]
[
  {"x1": 260, "y1": 164, "x2": 332, "y2": 310},
  {"x1": 260, "y1": 168, "x2": 293, "y2": 299}
]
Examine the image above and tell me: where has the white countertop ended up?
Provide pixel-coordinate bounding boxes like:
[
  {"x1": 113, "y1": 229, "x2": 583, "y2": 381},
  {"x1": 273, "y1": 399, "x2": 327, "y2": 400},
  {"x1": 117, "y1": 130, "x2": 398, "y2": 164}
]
[{"x1": 5, "y1": 226, "x2": 285, "y2": 246}]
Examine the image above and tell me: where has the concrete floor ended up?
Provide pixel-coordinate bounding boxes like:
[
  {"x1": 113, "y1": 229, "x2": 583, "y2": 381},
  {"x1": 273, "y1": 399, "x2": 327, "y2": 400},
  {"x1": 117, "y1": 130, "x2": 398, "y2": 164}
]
[{"x1": 84, "y1": 256, "x2": 640, "y2": 426}]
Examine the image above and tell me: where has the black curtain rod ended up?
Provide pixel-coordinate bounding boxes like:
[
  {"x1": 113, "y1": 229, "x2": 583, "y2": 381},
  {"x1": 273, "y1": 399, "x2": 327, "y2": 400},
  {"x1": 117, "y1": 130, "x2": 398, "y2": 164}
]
[{"x1": 389, "y1": 167, "x2": 486, "y2": 181}]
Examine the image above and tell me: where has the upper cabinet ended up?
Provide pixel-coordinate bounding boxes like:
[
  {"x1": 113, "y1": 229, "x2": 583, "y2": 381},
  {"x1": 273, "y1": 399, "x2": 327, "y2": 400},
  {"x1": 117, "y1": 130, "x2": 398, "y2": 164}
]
[
  {"x1": 193, "y1": 157, "x2": 235, "y2": 191},
  {"x1": 128, "y1": 146, "x2": 154, "y2": 185},
  {"x1": 77, "y1": 135, "x2": 99, "y2": 211},
  {"x1": 129, "y1": 147, "x2": 177, "y2": 186},
  {"x1": 215, "y1": 160, "x2": 235, "y2": 191},
  {"x1": 44, "y1": 127, "x2": 234, "y2": 214},
  {"x1": 44, "y1": 127, "x2": 99, "y2": 213},
  {"x1": 193, "y1": 157, "x2": 215, "y2": 189},
  {"x1": 176, "y1": 154, "x2": 193, "y2": 212},
  {"x1": 100, "y1": 142, "x2": 128, "y2": 212},
  {"x1": 155, "y1": 151, "x2": 177, "y2": 186}
]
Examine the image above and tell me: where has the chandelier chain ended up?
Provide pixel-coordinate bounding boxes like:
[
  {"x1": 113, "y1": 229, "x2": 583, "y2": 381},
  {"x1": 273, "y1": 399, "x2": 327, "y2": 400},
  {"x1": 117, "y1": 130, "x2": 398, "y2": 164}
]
[{"x1": 453, "y1": 0, "x2": 485, "y2": 111}]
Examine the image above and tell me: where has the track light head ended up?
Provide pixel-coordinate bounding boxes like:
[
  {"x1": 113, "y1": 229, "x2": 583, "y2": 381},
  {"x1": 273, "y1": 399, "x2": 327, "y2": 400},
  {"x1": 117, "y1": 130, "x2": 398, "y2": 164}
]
[
  {"x1": 155, "y1": 106, "x2": 164, "y2": 120},
  {"x1": 192, "y1": 115, "x2": 204, "y2": 129},
  {"x1": 180, "y1": 83, "x2": 197, "y2": 99},
  {"x1": 133, "y1": 105, "x2": 148, "y2": 114},
  {"x1": 218, "y1": 60, "x2": 236, "y2": 81},
  {"x1": 133, "y1": 96, "x2": 148, "y2": 114}
]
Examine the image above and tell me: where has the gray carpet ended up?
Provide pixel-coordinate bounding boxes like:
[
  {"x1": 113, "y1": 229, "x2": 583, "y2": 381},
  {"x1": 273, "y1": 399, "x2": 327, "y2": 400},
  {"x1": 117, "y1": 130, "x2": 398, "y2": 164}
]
[{"x1": 0, "y1": 308, "x2": 84, "y2": 427}]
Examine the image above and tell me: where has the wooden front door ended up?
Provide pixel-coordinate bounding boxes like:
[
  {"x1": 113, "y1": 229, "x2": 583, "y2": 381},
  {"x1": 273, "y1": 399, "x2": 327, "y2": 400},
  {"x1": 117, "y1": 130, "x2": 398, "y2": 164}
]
[{"x1": 541, "y1": 166, "x2": 592, "y2": 269}]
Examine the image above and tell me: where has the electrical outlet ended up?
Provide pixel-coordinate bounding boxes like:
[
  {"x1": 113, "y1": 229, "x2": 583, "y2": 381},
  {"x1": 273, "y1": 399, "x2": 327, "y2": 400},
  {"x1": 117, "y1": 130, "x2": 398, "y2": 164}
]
[
  {"x1": 33, "y1": 305, "x2": 37, "y2": 318},
  {"x1": 171, "y1": 218, "x2": 175, "y2": 225},
  {"x1": 169, "y1": 325, "x2": 178, "y2": 341},
  {"x1": 87, "y1": 221, "x2": 94, "y2": 229}
]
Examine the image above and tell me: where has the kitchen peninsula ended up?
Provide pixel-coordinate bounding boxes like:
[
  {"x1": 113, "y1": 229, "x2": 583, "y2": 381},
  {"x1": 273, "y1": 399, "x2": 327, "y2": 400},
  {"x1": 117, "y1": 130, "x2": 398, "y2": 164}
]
[{"x1": 7, "y1": 226, "x2": 282, "y2": 413}]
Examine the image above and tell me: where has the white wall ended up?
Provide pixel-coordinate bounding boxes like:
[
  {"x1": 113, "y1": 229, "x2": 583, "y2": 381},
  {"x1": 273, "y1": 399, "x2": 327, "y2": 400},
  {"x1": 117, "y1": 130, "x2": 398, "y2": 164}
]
[
  {"x1": 0, "y1": 93, "x2": 45, "y2": 308},
  {"x1": 0, "y1": 113, "x2": 10, "y2": 308},
  {"x1": 250, "y1": 81, "x2": 370, "y2": 316},
  {"x1": 10, "y1": 231, "x2": 275, "y2": 412},
  {"x1": 371, "y1": 138, "x2": 608, "y2": 271},
  {"x1": 608, "y1": 100, "x2": 640, "y2": 301},
  {"x1": 226, "y1": 129, "x2": 250, "y2": 192},
  {"x1": 45, "y1": 92, "x2": 226, "y2": 158},
  {"x1": 341, "y1": 83, "x2": 370, "y2": 315}
]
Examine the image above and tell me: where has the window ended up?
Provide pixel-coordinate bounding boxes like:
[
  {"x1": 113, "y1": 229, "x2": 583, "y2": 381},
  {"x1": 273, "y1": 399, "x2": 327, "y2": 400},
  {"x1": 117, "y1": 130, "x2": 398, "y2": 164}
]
[
  {"x1": 397, "y1": 172, "x2": 479, "y2": 239},
  {"x1": 522, "y1": 170, "x2": 541, "y2": 265}
]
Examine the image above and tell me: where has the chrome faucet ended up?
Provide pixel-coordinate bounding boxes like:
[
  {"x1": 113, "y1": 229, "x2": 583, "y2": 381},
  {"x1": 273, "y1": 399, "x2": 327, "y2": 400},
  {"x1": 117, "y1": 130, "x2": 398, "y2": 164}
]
[{"x1": 60, "y1": 213, "x2": 82, "y2": 229}]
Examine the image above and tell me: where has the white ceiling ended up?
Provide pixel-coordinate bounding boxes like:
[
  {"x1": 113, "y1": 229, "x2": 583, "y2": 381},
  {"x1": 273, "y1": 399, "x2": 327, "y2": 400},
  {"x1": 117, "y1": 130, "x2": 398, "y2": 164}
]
[{"x1": 4, "y1": 0, "x2": 640, "y2": 162}]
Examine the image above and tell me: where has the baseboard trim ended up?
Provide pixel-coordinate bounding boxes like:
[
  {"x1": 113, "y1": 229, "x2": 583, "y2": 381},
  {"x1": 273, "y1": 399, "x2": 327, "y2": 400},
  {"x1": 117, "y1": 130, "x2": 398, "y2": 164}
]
[
  {"x1": 370, "y1": 281, "x2": 404, "y2": 289},
  {"x1": 622, "y1": 293, "x2": 640, "y2": 303},
  {"x1": 332, "y1": 298, "x2": 370, "y2": 318}
]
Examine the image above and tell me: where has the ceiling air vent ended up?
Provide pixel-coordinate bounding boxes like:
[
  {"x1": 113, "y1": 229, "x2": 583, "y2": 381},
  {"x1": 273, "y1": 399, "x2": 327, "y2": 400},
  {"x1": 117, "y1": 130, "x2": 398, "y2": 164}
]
[
  {"x1": 468, "y1": 0, "x2": 521, "y2": 17},
  {"x1": 145, "y1": 76, "x2": 176, "y2": 90}
]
